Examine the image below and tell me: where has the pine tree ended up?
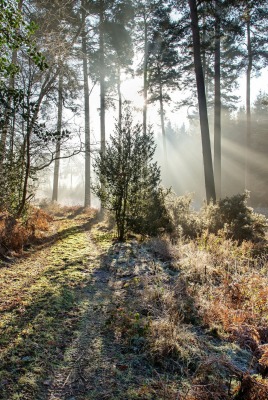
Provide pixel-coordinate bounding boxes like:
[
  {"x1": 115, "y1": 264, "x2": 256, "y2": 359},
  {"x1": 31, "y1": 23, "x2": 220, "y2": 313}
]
[
  {"x1": 134, "y1": 0, "x2": 173, "y2": 135},
  {"x1": 93, "y1": 106, "x2": 170, "y2": 240},
  {"x1": 146, "y1": 5, "x2": 180, "y2": 161}
]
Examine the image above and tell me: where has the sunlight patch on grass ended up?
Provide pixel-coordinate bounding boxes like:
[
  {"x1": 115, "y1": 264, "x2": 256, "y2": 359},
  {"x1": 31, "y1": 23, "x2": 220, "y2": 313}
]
[{"x1": 0, "y1": 215, "x2": 99, "y2": 399}]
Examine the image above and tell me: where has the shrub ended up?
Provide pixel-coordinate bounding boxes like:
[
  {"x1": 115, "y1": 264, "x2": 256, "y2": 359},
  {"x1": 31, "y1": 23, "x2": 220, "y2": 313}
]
[
  {"x1": 93, "y1": 106, "x2": 171, "y2": 240},
  {"x1": 147, "y1": 317, "x2": 202, "y2": 370},
  {"x1": 167, "y1": 192, "x2": 267, "y2": 243},
  {"x1": 167, "y1": 193, "x2": 203, "y2": 239},
  {"x1": 0, "y1": 213, "x2": 28, "y2": 253},
  {"x1": 128, "y1": 187, "x2": 172, "y2": 237},
  {"x1": 203, "y1": 192, "x2": 267, "y2": 242}
]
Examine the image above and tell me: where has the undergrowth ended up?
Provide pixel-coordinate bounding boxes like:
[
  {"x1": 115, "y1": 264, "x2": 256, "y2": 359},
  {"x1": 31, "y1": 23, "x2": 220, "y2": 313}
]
[
  {"x1": 1, "y1": 202, "x2": 268, "y2": 400},
  {"x1": 149, "y1": 232, "x2": 268, "y2": 399},
  {"x1": 103, "y1": 226, "x2": 268, "y2": 399},
  {"x1": 0, "y1": 203, "x2": 97, "y2": 258},
  {"x1": 167, "y1": 192, "x2": 267, "y2": 242},
  {"x1": 0, "y1": 207, "x2": 52, "y2": 255}
]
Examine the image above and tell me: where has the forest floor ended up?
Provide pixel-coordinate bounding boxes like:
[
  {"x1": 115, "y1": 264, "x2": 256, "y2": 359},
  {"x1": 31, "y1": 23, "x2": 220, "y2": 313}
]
[{"x1": 0, "y1": 206, "x2": 268, "y2": 400}]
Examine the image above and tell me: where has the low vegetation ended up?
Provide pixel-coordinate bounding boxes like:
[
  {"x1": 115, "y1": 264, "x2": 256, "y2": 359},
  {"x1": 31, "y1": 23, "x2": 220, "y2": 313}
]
[
  {"x1": 0, "y1": 199, "x2": 267, "y2": 399},
  {"x1": 167, "y1": 191, "x2": 267, "y2": 242},
  {"x1": 0, "y1": 207, "x2": 53, "y2": 257},
  {"x1": 103, "y1": 229, "x2": 268, "y2": 399}
]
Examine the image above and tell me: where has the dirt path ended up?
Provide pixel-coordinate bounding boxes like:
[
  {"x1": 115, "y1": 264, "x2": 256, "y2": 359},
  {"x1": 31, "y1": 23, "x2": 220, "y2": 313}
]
[
  {"x1": 46, "y1": 238, "x2": 164, "y2": 400},
  {"x1": 47, "y1": 254, "x2": 113, "y2": 400}
]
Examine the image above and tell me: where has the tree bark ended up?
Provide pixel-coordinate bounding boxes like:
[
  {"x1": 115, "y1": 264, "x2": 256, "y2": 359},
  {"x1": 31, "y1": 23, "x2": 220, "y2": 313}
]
[
  {"x1": 143, "y1": 20, "x2": 148, "y2": 135},
  {"x1": 0, "y1": 52, "x2": 17, "y2": 167},
  {"x1": 201, "y1": 13, "x2": 208, "y2": 92},
  {"x1": 17, "y1": 69, "x2": 59, "y2": 216},
  {"x1": 52, "y1": 73, "x2": 63, "y2": 202},
  {"x1": 245, "y1": 16, "x2": 252, "y2": 190},
  {"x1": 17, "y1": 89, "x2": 40, "y2": 217},
  {"x1": 159, "y1": 75, "x2": 167, "y2": 163},
  {"x1": 214, "y1": 2, "x2": 221, "y2": 199},
  {"x1": 188, "y1": 0, "x2": 216, "y2": 203},
  {"x1": 99, "y1": 0, "x2": 106, "y2": 155},
  {"x1": 0, "y1": 0, "x2": 23, "y2": 175},
  {"x1": 118, "y1": 67, "x2": 122, "y2": 131},
  {"x1": 81, "y1": 1, "x2": 91, "y2": 207}
]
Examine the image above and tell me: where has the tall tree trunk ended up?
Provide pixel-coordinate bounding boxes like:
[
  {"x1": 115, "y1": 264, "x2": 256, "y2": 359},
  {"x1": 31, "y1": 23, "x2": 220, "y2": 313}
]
[
  {"x1": 143, "y1": 20, "x2": 148, "y2": 135},
  {"x1": 117, "y1": 67, "x2": 122, "y2": 131},
  {"x1": 159, "y1": 76, "x2": 167, "y2": 163},
  {"x1": 18, "y1": 131, "x2": 31, "y2": 217},
  {"x1": 99, "y1": 0, "x2": 105, "y2": 155},
  {"x1": 214, "y1": 2, "x2": 221, "y2": 199},
  {"x1": 0, "y1": 0, "x2": 23, "y2": 175},
  {"x1": 0, "y1": 52, "x2": 16, "y2": 166},
  {"x1": 188, "y1": 0, "x2": 216, "y2": 203},
  {"x1": 81, "y1": 1, "x2": 91, "y2": 207},
  {"x1": 98, "y1": 0, "x2": 106, "y2": 213},
  {"x1": 17, "y1": 87, "x2": 38, "y2": 217},
  {"x1": 201, "y1": 13, "x2": 208, "y2": 92},
  {"x1": 245, "y1": 16, "x2": 252, "y2": 190},
  {"x1": 17, "y1": 73, "x2": 57, "y2": 216},
  {"x1": 52, "y1": 73, "x2": 63, "y2": 202},
  {"x1": 10, "y1": 103, "x2": 16, "y2": 162}
]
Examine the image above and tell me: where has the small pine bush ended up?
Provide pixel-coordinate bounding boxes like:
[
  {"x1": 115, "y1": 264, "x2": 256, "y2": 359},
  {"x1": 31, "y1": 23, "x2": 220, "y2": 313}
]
[{"x1": 93, "y1": 106, "x2": 171, "y2": 240}]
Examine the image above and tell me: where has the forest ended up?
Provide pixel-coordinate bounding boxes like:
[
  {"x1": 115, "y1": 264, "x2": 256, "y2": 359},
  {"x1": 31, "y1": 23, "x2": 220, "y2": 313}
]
[{"x1": 0, "y1": 0, "x2": 268, "y2": 399}]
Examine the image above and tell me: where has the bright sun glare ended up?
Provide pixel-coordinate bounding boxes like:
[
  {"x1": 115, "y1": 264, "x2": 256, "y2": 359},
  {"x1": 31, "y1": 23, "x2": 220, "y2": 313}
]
[{"x1": 121, "y1": 77, "x2": 145, "y2": 109}]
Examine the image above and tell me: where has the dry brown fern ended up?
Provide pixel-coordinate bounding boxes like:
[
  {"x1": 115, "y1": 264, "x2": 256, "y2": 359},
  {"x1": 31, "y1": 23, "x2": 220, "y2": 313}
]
[{"x1": 234, "y1": 374, "x2": 268, "y2": 400}]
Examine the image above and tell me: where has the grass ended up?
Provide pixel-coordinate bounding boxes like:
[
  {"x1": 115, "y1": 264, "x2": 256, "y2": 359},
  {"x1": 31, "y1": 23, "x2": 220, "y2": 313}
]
[
  {"x1": 0, "y1": 206, "x2": 98, "y2": 399},
  {"x1": 0, "y1": 205, "x2": 268, "y2": 399}
]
